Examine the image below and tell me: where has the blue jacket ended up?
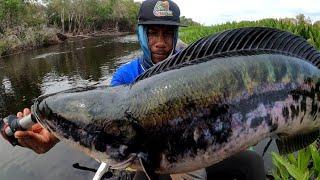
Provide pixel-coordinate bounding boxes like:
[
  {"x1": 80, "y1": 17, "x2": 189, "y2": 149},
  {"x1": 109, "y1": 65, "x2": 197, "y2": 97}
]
[{"x1": 110, "y1": 57, "x2": 145, "y2": 86}]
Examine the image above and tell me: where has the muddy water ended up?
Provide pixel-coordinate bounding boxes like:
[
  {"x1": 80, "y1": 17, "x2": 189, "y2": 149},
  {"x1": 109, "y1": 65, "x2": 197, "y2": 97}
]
[{"x1": 0, "y1": 35, "x2": 140, "y2": 180}]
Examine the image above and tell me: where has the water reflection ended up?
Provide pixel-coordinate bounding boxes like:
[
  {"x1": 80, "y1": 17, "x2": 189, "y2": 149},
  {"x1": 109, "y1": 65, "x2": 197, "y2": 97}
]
[
  {"x1": 0, "y1": 35, "x2": 139, "y2": 115},
  {"x1": 0, "y1": 35, "x2": 139, "y2": 180}
]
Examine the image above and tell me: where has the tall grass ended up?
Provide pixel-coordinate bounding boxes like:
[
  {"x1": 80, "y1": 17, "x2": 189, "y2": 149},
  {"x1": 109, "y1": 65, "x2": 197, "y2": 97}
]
[{"x1": 179, "y1": 18, "x2": 320, "y2": 50}]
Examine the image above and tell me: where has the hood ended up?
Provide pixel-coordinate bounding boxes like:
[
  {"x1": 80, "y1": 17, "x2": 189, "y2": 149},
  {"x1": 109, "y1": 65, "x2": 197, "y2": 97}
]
[{"x1": 137, "y1": 25, "x2": 179, "y2": 71}]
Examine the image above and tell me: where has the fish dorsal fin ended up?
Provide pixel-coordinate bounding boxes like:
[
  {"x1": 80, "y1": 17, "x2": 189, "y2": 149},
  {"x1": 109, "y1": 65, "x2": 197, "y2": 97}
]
[
  {"x1": 134, "y1": 27, "x2": 320, "y2": 83},
  {"x1": 276, "y1": 130, "x2": 319, "y2": 155}
]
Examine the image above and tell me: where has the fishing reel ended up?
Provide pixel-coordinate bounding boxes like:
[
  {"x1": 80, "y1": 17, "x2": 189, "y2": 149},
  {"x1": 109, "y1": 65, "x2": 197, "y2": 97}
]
[{"x1": 0, "y1": 114, "x2": 37, "y2": 146}]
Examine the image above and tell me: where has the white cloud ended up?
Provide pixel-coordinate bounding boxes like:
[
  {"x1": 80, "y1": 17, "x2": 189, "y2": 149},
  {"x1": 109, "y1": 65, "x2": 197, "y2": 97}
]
[{"x1": 135, "y1": 0, "x2": 320, "y2": 25}]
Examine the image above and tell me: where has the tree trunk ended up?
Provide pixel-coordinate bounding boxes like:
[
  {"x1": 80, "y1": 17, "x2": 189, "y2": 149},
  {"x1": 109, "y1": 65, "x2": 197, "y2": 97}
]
[
  {"x1": 115, "y1": 21, "x2": 119, "y2": 31},
  {"x1": 68, "y1": 13, "x2": 73, "y2": 33},
  {"x1": 61, "y1": 8, "x2": 65, "y2": 33}
]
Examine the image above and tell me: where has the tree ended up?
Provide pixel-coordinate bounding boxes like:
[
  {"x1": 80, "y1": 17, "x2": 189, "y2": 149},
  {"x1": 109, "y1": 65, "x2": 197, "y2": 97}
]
[
  {"x1": 314, "y1": 20, "x2": 320, "y2": 27},
  {"x1": 1, "y1": 0, "x2": 140, "y2": 35},
  {"x1": 180, "y1": 16, "x2": 200, "y2": 26},
  {"x1": 296, "y1": 14, "x2": 312, "y2": 25},
  {"x1": 0, "y1": 0, "x2": 25, "y2": 29}
]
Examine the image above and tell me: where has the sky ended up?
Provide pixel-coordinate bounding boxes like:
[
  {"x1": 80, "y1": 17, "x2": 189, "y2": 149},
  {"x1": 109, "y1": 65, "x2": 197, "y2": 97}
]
[{"x1": 134, "y1": 0, "x2": 320, "y2": 25}]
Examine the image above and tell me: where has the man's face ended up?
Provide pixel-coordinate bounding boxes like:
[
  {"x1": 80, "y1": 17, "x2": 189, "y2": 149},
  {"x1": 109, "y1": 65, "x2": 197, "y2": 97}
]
[{"x1": 147, "y1": 25, "x2": 174, "y2": 64}]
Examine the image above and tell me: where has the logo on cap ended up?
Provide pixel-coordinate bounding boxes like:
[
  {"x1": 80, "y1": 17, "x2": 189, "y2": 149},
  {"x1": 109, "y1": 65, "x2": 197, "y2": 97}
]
[{"x1": 153, "y1": 1, "x2": 173, "y2": 17}]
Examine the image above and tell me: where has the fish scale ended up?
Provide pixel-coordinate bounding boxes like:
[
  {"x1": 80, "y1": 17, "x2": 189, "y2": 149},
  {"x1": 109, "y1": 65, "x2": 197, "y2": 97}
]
[{"x1": 32, "y1": 27, "x2": 320, "y2": 176}]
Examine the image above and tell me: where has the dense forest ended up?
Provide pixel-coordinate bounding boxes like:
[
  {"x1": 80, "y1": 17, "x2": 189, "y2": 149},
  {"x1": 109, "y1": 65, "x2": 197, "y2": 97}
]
[
  {"x1": 0, "y1": 0, "x2": 140, "y2": 33},
  {"x1": 0, "y1": 0, "x2": 203, "y2": 57},
  {"x1": 0, "y1": 0, "x2": 140, "y2": 56},
  {"x1": 1, "y1": 0, "x2": 320, "y2": 57}
]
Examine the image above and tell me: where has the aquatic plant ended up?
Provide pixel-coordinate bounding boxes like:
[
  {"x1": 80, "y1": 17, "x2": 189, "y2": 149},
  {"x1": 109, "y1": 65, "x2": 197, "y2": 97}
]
[{"x1": 271, "y1": 143, "x2": 320, "y2": 180}]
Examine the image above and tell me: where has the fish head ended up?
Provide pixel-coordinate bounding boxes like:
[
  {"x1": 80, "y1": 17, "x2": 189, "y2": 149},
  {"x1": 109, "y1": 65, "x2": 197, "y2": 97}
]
[{"x1": 31, "y1": 87, "x2": 142, "y2": 169}]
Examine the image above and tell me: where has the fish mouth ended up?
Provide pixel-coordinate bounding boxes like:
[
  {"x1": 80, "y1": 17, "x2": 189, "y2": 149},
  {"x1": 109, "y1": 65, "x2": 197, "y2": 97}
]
[
  {"x1": 31, "y1": 95, "x2": 142, "y2": 167},
  {"x1": 109, "y1": 154, "x2": 137, "y2": 170}
]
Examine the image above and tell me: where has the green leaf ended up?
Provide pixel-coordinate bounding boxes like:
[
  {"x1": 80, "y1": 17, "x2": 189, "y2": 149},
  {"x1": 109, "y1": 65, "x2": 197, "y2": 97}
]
[
  {"x1": 272, "y1": 152, "x2": 309, "y2": 180},
  {"x1": 272, "y1": 153, "x2": 289, "y2": 180},
  {"x1": 310, "y1": 144, "x2": 320, "y2": 174},
  {"x1": 302, "y1": 172, "x2": 310, "y2": 180},
  {"x1": 272, "y1": 170, "x2": 283, "y2": 180},
  {"x1": 287, "y1": 153, "x2": 297, "y2": 165},
  {"x1": 297, "y1": 148, "x2": 311, "y2": 171}
]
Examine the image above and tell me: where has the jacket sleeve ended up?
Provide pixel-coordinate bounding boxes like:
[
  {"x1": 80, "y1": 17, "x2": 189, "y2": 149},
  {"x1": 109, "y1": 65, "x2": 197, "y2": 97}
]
[
  {"x1": 110, "y1": 58, "x2": 141, "y2": 86},
  {"x1": 110, "y1": 68, "x2": 125, "y2": 87}
]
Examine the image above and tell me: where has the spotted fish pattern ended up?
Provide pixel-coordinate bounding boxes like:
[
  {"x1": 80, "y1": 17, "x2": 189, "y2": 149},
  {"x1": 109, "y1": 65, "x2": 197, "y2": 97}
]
[{"x1": 32, "y1": 27, "x2": 320, "y2": 174}]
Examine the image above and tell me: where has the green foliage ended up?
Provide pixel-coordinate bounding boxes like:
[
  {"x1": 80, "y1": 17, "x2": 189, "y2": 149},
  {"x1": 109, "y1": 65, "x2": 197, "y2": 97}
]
[
  {"x1": 0, "y1": 0, "x2": 25, "y2": 29},
  {"x1": 45, "y1": 0, "x2": 140, "y2": 33},
  {"x1": 272, "y1": 144, "x2": 320, "y2": 180},
  {"x1": 0, "y1": 39, "x2": 9, "y2": 55},
  {"x1": 0, "y1": 0, "x2": 140, "y2": 34},
  {"x1": 23, "y1": 2, "x2": 47, "y2": 27},
  {"x1": 179, "y1": 16, "x2": 320, "y2": 50},
  {"x1": 0, "y1": 0, "x2": 46, "y2": 30},
  {"x1": 310, "y1": 145, "x2": 320, "y2": 177},
  {"x1": 0, "y1": 26, "x2": 57, "y2": 56}
]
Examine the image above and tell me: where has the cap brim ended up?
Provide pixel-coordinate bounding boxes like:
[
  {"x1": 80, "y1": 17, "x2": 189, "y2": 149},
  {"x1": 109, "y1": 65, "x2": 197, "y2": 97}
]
[{"x1": 138, "y1": 20, "x2": 187, "y2": 27}]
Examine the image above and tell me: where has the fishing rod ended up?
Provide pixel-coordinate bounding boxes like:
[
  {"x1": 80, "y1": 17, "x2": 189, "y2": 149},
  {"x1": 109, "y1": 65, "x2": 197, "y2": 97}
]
[{"x1": 0, "y1": 114, "x2": 37, "y2": 146}]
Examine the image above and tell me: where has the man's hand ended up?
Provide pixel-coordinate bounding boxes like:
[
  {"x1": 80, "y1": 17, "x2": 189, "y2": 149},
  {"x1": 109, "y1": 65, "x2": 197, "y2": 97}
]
[{"x1": 2, "y1": 108, "x2": 59, "y2": 154}]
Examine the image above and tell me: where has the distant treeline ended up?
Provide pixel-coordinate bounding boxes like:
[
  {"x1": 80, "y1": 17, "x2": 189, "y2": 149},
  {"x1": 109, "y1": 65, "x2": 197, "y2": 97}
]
[
  {"x1": 0, "y1": 0, "x2": 202, "y2": 57},
  {"x1": 0, "y1": 0, "x2": 142, "y2": 56},
  {"x1": 180, "y1": 14, "x2": 320, "y2": 50},
  {"x1": 1, "y1": 1, "x2": 319, "y2": 57},
  {"x1": 0, "y1": 0, "x2": 141, "y2": 34},
  {"x1": 0, "y1": 0, "x2": 203, "y2": 34}
]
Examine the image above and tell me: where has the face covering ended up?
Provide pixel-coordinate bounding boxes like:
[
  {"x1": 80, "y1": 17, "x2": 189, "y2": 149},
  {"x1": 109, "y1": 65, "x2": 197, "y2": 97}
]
[{"x1": 137, "y1": 25, "x2": 178, "y2": 71}]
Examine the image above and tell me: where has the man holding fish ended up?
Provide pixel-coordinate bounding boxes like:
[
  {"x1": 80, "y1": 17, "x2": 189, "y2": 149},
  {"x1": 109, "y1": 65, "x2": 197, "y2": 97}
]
[{"x1": 2, "y1": 0, "x2": 269, "y2": 179}]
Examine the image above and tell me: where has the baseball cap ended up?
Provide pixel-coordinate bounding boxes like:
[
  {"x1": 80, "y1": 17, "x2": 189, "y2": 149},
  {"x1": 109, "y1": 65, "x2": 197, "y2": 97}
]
[{"x1": 138, "y1": 0, "x2": 185, "y2": 26}]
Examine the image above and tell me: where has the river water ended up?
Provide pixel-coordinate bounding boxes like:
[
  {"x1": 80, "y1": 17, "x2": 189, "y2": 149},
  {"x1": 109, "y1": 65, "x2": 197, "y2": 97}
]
[
  {"x1": 0, "y1": 35, "x2": 140, "y2": 180},
  {"x1": 0, "y1": 35, "x2": 276, "y2": 180}
]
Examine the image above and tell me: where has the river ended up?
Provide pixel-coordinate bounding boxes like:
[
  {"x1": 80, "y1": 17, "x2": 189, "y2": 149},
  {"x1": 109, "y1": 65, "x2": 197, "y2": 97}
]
[
  {"x1": 0, "y1": 35, "x2": 140, "y2": 180},
  {"x1": 0, "y1": 35, "x2": 276, "y2": 180}
]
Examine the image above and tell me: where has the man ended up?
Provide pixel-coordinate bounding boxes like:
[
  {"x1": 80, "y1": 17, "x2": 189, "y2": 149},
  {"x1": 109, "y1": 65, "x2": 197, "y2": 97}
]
[
  {"x1": 111, "y1": 1, "x2": 265, "y2": 179},
  {"x1": 2, "y1": 0, "x2": 265, "y2": 179},
  {"x1": 111, "y1": 0, "x2": 207, "y2": 179},
  {"x1": 111, "y1": 0, "x2": 182, "y2": 86}
]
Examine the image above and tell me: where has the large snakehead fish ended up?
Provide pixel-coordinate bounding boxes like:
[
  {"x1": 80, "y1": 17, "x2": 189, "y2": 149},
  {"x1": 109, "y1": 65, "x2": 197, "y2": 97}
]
[{"x1": 31, "y1": 27, "x2": 320, "y2": 176}]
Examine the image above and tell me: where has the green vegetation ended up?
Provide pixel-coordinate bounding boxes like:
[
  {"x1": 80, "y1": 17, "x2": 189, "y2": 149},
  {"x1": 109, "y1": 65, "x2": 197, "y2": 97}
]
[
  {"x1": 0, "y1": 0, "x2": 140, "y2": 57},
  {"x1": 179, "y1": 14, "x2": 320, "y2": 50},
  {"x1": 1, "y1": 0, "x2": 319, "y2": 58},
  {"x1": 180, "y1": 16, "x2": 201, "y2": 26},
  {"x1": 0, "y1": 0, "x2": 140, "y2": 33},
  {"x1": 45, "y1": 0, "x2": 140, "y2": 34},
  {"x1": 272, "y1": 143, "x2": 320, "y2": 180}
]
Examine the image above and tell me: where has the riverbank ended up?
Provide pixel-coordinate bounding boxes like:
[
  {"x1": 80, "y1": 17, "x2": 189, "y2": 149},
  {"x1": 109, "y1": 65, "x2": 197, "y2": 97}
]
[
  {"x1": 65, "y1": 30, "x2": 131, "y2": 41},
  {"x1": 0, "y1": 26, "x2": 132, "y2": 58}
]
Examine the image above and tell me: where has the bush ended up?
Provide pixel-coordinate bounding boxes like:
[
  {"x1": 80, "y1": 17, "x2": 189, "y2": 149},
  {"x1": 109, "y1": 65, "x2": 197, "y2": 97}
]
[
  {"x1": 0, "y1": 26, "x2": 59, "y2": 57},
  {"x1": 0, "y1": 39, "x2": 9, "y2": 56}
]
